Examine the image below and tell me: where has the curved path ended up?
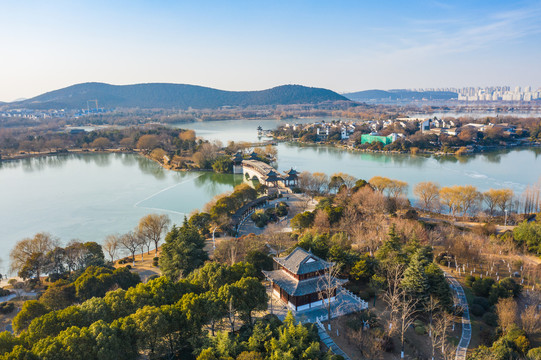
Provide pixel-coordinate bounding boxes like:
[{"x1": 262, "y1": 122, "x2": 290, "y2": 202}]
[{"x1": 445, "y1": 273, "x2": 471, "y2": 360}]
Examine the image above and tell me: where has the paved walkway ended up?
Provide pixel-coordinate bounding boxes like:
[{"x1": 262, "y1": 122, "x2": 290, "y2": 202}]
[
  {"x1": 236, "y1": 193, "x2": 317, "y2": 237},
  {"x1": 445, "y1": 273, "x2": 471, "y2": 360},
  {"x1": 317, "y1": 327, "x2": 351, "y2": 360},
  {"x1": 0, "y1": 291, "x2": 37, "y2": 303}
]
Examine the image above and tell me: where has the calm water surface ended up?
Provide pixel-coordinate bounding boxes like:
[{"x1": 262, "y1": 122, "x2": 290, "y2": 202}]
[
  {"x1": 1, "y1": 118, "x2": 540, "y2": 273},
  {"x1": 0, "y1": 153, "x2": 241, "y2": 273}
]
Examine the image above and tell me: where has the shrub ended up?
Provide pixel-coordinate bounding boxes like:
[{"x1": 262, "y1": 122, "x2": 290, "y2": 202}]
[
  {"x1": 403, "y1": 209, "x2": 418, "y2": 220},
  {"x1": 0, "y1": 302, "x2": 15, "y2": 314},
  {"x1": 527, "y1": 347, "x2": 541, "y2": 360},
  {"x1": 472, "y1": 277, "x2": 495, "y2": 298},
  {"x1": 473, "y1": 296, "x2": 490, "y2": 310},
  {"x1": 465, "y1": 275, "x2": 476, "y2": 288},
  {"x1": 275, "y1": 202, "x2": 289, "y2": 217},
  {"x1": 514, "y1": 335, "x2": 530, "y2": 355},
  {"x1": 125, "y1": 265, "x2": 132, "y2": 270},
  {"x1": 471, "y1": 304, "x2": 486, "y2": 317},
  {"x1": 146, "y1": 275, "x2": 159, "y2": 282},
  {"x1": 414, "y1": 325, "x2": 426, "y2": 335},
  {"x1": 482, "y1": 312, "x2": 498, "y2": 327},
  {"x1": 152, "y1": 257, "x2": 159, "y2": 267},
  {"x1": 0, "y1": 288, "x2": 11, "y2": 297}
]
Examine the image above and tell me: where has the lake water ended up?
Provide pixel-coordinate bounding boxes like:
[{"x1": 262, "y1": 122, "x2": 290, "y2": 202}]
[
  {"x1": 0, "y1": 154, "x2": 242, "y2": 273},
  {"x1": 179, "y1": 119, "x2": 541, "y2": 194},
  {"x1": 0, "y1": 118, "x2": 540, "y2": 273}
]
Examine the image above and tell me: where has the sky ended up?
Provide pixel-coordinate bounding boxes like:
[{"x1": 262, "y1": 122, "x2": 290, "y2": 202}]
[{"x1": 1, "y1": 0, "x2": 541, "y2": 101}]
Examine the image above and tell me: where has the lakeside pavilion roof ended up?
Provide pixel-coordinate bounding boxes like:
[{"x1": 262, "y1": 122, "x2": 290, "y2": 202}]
[
  {"x1": 284, "y1": 168, "x2": 298, "y2": 176},
  {"x1": 274, "y1": 247, "x2": 333, "y2": 275},
  {"x1": 249, "y1": 151, "x2": 260, "y2": 160},
  {"x1": 231, "y1": 152, "x2": 244, "y2": 163},
  {"x1": 263, "y1": 269, "x2": 347, "y2": 296},
  {"x1": 283, "y1": 168, "x2": 298, "y2": 180},
  {"x1": 264, "y1": 169, "x2": 281, "y2": 182}
]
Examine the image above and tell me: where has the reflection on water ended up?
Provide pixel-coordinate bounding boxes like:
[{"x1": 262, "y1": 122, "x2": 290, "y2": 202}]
[
  {"x1": 135, "y1": 155, "x2": 166, "y2": 180},
  {"x1": 194, "y1": 172, "x2": 243, "y2": 194}
]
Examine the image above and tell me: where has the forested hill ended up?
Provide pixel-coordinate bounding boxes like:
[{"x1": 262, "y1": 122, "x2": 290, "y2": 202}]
[
  {"x1": 345, "y1": 89, "x2": 458, "y2": 103},
  {"x1": 10, "y1": 82, "x2": 349, "y2": 109}
]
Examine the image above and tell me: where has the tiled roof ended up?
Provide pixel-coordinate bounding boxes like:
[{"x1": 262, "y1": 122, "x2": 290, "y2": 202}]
[
  {"x1": 263, "y1": 270, "x2": 347, "y2": 296},
  {"x1": 274, "y1": 247, "x2": 332, "y2": 275},
  {"x1": 284, "y1": 168, "x2": 298, "y2": 175}
]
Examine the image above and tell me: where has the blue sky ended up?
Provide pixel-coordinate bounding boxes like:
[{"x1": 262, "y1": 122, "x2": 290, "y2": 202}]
[{"x1": 1, "y1": 0, "x2": 540, "y2": 101}]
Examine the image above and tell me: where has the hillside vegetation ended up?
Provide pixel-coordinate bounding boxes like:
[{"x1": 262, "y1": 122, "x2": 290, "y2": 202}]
[{"x1": 8, "y1": 82, "x2": 349, "y2": 110}]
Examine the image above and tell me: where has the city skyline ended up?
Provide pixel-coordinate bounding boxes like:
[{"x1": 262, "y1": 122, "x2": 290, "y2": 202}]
[{"x1": 1, "y1": 0, "x2": 541, "y2": 101}]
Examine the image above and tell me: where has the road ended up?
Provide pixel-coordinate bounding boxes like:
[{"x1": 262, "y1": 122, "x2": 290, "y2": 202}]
[{"x1": 445, "y1": 273, "x2": 471, "y2": 360}]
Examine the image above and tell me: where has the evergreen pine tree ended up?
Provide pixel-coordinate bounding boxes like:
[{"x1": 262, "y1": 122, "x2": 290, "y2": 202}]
[{"x1": 401, "y1": 250, "x2": 429, "y2": 304}]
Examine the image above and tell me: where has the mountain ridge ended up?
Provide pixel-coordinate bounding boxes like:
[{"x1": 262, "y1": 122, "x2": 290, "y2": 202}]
[{"x1": 7, "y1": 82, "x2": 349, "y2": 110}]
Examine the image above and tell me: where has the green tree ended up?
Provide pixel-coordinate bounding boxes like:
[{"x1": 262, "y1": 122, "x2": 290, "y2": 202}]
[
  {"x1": 12, "y1": 300, "x2": 49, "y2": 334},
  {"x1": 401, "y1": 250, "x2": 429, "y2": 305},
  {"x1": 513, "y1": 220, "x2": 541, "y2": 254},
  {"x1": 245, "y1": 250, "x2": 274, "y2": 276},
  {"x1": 290, "y1": 211, "x2": 315, "y2": 231},
  {"x1": 38, "y1": 280, "x2": 76, "y2": 310},
  {"x1": 425, "y1": 263, "x2": 452, "y2": 310},
  {"x1": 159, "y1": 224, "x2": 208, "y2": 280},
  {"x1": 0, "y1": 331, "x2": 20, "y2": 356},
  {"x1": 231, "y1": 277, "x2": 268, "y2": 325},
  {"x1": 212, "y1": 156, "x2": 233, "y2": 173}
]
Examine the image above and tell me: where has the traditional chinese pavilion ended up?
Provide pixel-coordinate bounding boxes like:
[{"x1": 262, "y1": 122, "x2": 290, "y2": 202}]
[
  {"x1": 263, "y1": 247, "x2": 347, "y2": 312},
  {"x1": 281, "y1": 168, "x2": 299, "y2": 187}
]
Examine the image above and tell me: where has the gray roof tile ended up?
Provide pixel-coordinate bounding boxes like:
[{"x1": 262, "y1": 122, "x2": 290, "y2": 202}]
[
  {"x1": 263, "y1": 270, "x2": 347, "y2": 296},
  {"x1": 274, "y1": 247, "x2": 332, "y2": 275}
]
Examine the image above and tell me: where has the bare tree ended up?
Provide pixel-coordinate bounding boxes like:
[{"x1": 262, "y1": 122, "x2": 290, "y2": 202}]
[
  {"x1": 120, "y1": 231, "x2": 143, "y2": 265},
  {"x1": 382, "y1": 263, "x2": 418, "y2": 359},
  {"x1": 346, "y1": 326, "x2": 384, "y2": 360},
  {"x1": 383, "y1": 263, "x2": 405, "y2": 334},
  {"x1": 521, "y1": 301, "x2": 541, "y2": 336},
  {"x1": 434, "y1": 311, "x2": 455, "y2": 360},
  {"x1": 137, "y1": 230, "x2": 147, "y2": 261},
  {"x1": 496, "y1": 297, "x2": 518, "y2": 333},
  {"x1": 9, "y1": 232, "x2": 57, "y2": 283},
  {"x1": 138, "y1": 214, "x2": 171, "y2": 255},
  {"x1": 264, "y1": 224, "x2": 294, "y2": 256},
  {"x1": 317, "y1": 263, "x2": 343, "y2": 330},
  {"x1": 426, "y1": 295, "x2": 441, "y2": 360},
  {"x1": 387, "y1": 180, "x2": 408, "y2": 199},
  {"x1": 414, "y1": 181, "x2": 440, "y2": 212},
  {"x1": 103, "y1": 234, "x2": 121, "y2": 263},
  {"x1": 397, "y1": 292, "x2": 418, "y2": 359}
]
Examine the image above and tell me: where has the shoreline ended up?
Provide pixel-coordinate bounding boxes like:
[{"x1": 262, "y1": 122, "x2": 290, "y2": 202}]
[
  {"x1": 2, "y1": 139, "x2": 540, "y2": 166},
  {"x1": 0, "y1": 148, "x2": 210, "y2": 173},
  {"x1": 276, "y1": 136, "x2": 541, "y2": 157}
]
